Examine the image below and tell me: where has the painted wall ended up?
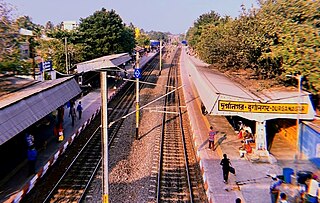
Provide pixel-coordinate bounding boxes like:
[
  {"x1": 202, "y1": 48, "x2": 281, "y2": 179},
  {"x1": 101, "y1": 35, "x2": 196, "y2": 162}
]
[{"x1": 301, "y1": 122, "x2": 320, "y2": 167}]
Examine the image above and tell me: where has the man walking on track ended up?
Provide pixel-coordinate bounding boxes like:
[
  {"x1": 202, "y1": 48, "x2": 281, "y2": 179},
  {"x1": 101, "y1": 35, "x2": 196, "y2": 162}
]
[
  {"x1": 208, "y1": 126, "x2": 216, "y2": 151},
  {"x1": 220, "y1": 154, "x2": 232, "y2": 183}
]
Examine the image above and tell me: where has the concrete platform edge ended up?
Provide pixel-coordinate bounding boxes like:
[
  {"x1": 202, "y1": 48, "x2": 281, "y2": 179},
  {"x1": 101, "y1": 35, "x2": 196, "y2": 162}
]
[{"x1": 7, "y1": 108, "x2": 101, "y2": 203}]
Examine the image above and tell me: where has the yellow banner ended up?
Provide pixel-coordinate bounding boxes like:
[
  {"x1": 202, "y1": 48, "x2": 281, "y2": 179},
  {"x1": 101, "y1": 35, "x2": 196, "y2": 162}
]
[{"x1": 218, "y1": 100, "x2": 308, "y2": 114}]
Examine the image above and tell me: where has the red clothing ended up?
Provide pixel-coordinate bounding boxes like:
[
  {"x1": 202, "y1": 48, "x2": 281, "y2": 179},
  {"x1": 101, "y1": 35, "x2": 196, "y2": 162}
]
[{"x1": 209, "y1": 130, "x2": 216, "y2": 141}]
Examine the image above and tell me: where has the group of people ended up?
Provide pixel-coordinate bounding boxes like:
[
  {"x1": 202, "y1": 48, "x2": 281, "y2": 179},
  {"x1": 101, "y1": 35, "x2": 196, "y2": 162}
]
[
  {"x1": 237, "y1": 121, "x2": 255, "y2": 157},
  {"x1": 69, "y1": 100, "x2": 83, "y2": 127},
  {"x1": 270, "y1": 173, "x2": 320, "y2": 203},
  {"x1": 24, "y1": 99, "x2": 84, "y2": 176},
  {"x1": 53, "y1": 100, "x2": 83, "y2": 142},
  {"x1": 207, "y1": 121, "x2": 319, "y2": 203},
  {"x1": 207, "y1": 126, "x2": 235, "y2": 184}
]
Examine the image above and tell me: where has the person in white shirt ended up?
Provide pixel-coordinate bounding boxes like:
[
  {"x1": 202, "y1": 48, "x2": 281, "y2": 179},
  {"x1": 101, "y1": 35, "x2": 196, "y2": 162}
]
[
  {"x1": 306, "y1": 175, "x2": 319, "y2": 203},
  {"x1": 243, "y1": 124, "x2": 252, "y2": 134}
]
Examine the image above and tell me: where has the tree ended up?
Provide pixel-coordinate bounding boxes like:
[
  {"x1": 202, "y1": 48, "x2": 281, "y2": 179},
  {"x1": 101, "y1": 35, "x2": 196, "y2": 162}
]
[
  {"x1": 258, "y1": 0, "x2": 320, "y2": 93},
  {"x1": 146, "y1": 30, "x2": 170, "y2": 42},
  {"x1": 45, "y1": 21, "x2": 54, "y2": 31},
  {"x1": 186, "y1": 11, "x2": 222, "y2": 50},
  {"x1": 0, "y1": 0, "x2": 23, "y2": 73},
  {"x1": 187, "y1": 0, "x2": 320, "y2": 94},
  {"x1": 77, "y1": 8, "x2": 135, "y2": 60},
  {"x1": 135, "y1": 28, "x2": 150, "y2": 48},
  {"x1": 37, "y1": 38, "x2": 84, "y2": 73}
]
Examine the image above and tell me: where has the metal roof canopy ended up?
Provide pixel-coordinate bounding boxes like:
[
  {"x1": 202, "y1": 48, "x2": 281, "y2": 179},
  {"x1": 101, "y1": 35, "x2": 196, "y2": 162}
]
[
  {"x1": 76, "y1": 53, "x2": 132, "y2": 73},
  {"x1": 0, "y1": 77, "x2": 82, "y2": 145},
  {"x1": 185, "y1": 55, "x2": 316, "y2": 122}
]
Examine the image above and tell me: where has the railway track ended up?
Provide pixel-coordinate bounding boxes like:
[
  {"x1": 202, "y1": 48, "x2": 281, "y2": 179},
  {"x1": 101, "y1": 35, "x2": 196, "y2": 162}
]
[
  {"x1": 153, "y1": 48, "x2": 207, "y2": 202},
  {"x1": 22, "y1": 53, "x2": 162, "y2": 203},
  {"x1": 43, "y1": 57, "x2": 160, "y2": 202}
]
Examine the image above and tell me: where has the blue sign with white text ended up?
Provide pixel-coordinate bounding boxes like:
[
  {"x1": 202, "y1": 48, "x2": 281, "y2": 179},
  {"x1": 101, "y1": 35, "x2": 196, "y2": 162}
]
[
  {"x1": 38, "y1": 60, "x2": 53, "y2": 72},
  {"x1": 134, "y1": 68, "x2": 142, "y2": 79}
]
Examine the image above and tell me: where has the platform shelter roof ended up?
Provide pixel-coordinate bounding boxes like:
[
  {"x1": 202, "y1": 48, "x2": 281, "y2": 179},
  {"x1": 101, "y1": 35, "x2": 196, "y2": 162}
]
[
  {"x1": 184, "y1": 54, "x2": 316, "y2": 122},
  {"x1": 0, "y1": 77, "x2": 81, "y2": 145},
  {"x1": 76, "y1": 53, "x2": 131, "y2": 73}
]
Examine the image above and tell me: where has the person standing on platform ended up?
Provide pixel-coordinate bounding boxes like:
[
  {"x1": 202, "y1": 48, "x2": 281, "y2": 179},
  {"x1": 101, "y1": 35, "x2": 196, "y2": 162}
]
[
  {"x1": 305, "y1": 175, "x2": 319, "y2": 203},
  {"x1": 220, "y1": 154, "x2": 231, "y2": 183},
  {"x1": 25, "y1": 132, "x2": 34, "y2": 148},
  {"x1": 270, "y1": 175, "x2": 282, "y2": 203},
  {"x1": 68, "y1": 99, "x2": 75, "y2": 117},
  {"x1": 208, "y1": 126, "x2": 216, "y2": 151},
  {"x1": 27, "y1": 147, "x2": 37, "y2": 175},
  {"x1": 71, "y1": 106, "x2": 76, "y2": 127},
  {"x1": 57, "y1": 106, "x2": 64, "y2": 124},
  {"x1": 77, "y1": 101, "x2": 83, "y2": 120}
]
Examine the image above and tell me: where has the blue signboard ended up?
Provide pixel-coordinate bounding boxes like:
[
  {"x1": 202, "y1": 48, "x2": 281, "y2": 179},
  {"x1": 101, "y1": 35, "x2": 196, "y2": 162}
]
[
  {"x1": 38, "y1": 60, "x2": 53, "y2": 72},
  {"x1": 134, "y1": 68, "x2": 142, "y2": 79}
]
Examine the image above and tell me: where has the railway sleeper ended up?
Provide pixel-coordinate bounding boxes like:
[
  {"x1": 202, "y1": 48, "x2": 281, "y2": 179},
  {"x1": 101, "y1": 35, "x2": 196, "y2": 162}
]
[
  {"x1": 60, "y1": 183, "x2": 87, "y2": 189},
  {"x1": 161, "y1": 177, "x2": 186, "y2": 184},
  {"x1": 163, "y1": 151, "x2": 182, "y2": 156},
  {"x1": 161, "y1": 171, "x2": 183, "y2": 176},
  {"x1": 160, "y1": 194, "x2": 190, "y2": 201},
  {"x1": 162, "y1": 161, "x2": 184, "y2": 166},
  {"x1": 163, "y1": 156, "x2": 183, "y2": 160}
]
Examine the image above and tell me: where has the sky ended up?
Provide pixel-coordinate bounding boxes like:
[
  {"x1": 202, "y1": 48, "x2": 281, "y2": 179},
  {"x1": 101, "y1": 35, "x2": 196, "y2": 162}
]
[{"x1": 6, "y1": 0, "x2": 258, "y2": 34}]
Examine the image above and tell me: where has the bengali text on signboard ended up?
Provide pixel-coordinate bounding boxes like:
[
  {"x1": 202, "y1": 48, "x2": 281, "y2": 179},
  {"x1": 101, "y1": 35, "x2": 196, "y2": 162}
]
[{"x1": 218, "y1": 100, "x2": 308, "y2": 114}]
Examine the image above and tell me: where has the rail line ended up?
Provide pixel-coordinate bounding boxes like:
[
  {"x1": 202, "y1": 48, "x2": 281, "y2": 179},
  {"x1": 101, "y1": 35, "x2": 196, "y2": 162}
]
[
  {"x1": 20, "y1": 53, "x2": 161, "y2": 203},
  {"x1": 154, "y1": 48, "x2": 207, "y2": 202}
]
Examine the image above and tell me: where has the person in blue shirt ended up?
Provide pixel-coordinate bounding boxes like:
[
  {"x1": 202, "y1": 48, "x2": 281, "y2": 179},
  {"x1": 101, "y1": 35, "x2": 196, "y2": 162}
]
[
  {"x1": 270, "y1": 175, "x2": 283, "y2": 203},
  {"x1": 27, "y1": 147, "x2": 37, "y2": 175},
  {"x1": 77, "y1": 101, "x2": 83, "y2": 120}
]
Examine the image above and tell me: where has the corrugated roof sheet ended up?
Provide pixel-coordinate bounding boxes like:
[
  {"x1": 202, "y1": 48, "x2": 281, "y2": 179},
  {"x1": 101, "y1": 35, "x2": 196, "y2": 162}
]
[
  {"x1": 0, "y1": 77, "x2": 81, "y2": 145},
  {"x1": 183, "y1": 49, "x2": 315, "y2": 122},
  {"x1": 0, "y1": 75, "x2": 38, "y2": 97},
  {"x1": 76, "y1": 53, "x2": 132, "y2": 73}
]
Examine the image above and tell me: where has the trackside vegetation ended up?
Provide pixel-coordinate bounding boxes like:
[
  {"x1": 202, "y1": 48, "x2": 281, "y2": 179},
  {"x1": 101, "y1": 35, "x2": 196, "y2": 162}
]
[{"x1": 186, "y1": 0, "x2": 320, "y2": 96}]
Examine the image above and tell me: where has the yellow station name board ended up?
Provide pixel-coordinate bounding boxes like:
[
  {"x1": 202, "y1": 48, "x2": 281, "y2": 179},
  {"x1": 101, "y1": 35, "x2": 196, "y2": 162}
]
[{"x1": 218, "y1": 100, "x2": 308, "y2": 114}]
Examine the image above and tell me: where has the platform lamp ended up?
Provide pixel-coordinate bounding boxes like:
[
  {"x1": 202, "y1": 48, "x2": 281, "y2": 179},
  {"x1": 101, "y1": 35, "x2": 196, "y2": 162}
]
[{"x1": 286, "y1": 74, "x2": 303, "y2": 161}]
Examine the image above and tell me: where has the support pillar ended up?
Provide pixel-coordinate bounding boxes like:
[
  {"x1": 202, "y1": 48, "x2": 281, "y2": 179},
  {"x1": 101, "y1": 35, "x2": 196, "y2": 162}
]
[{"x1": 255, "y1": 121, "x2": 269, "y2": 156}]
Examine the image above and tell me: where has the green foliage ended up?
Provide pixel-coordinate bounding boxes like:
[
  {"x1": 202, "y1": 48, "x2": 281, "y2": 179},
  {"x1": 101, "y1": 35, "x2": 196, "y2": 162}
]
[
  {"x1": 186, "y1": 11, "x2": 223, "y2": 49},
  {"x1": 120, "y1": 26, "x2": 135, "y2": 53},
  {"x1": 1, "y1": 5, "x2": 136, "y2": 75},
  {"x1": 36, "y1": 38, "x2": 84, "y2": 73},
  {"x1": 146, "y1": 30, "x2": 169, "y2": 42},
  {"x1": 77, "y1": 8, "x2": 135, "y2": 61},
  {"x1": 187, "y1": 0, "x2": 320, "y2": 94},
  {"x1": 0, "y1": 1, "x2": 24, "y2": 73},
  {"x1": 136, "y1": 33, "x2": 150, "y2": 47},
  {"x1": 258, "y1": 0, "x2": 320, "y2": 93}
]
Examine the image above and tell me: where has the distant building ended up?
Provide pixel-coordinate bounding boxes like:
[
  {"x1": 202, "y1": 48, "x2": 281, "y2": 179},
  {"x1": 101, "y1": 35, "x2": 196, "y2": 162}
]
[{"x1": 62, "y1": 21, "x2": 78, "y2": 31}]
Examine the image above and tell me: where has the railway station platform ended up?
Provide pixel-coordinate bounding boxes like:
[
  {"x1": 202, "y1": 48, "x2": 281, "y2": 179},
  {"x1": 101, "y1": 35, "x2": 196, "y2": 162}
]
[
  {"x1": 0, "y1": 51, "x2": 157, "y2": 203},
  {"x1": 0, "y1": 89, "x2": 105, "y2": 203},
  {"x1": 180, "y1": 48, "x2": 319, "y2": 203}
]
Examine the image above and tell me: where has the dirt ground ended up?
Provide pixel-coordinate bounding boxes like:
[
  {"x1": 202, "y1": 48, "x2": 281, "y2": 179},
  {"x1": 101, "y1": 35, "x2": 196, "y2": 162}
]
[{"x1": 209, "y1": 64, "x2": 282, "y2": 92}]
